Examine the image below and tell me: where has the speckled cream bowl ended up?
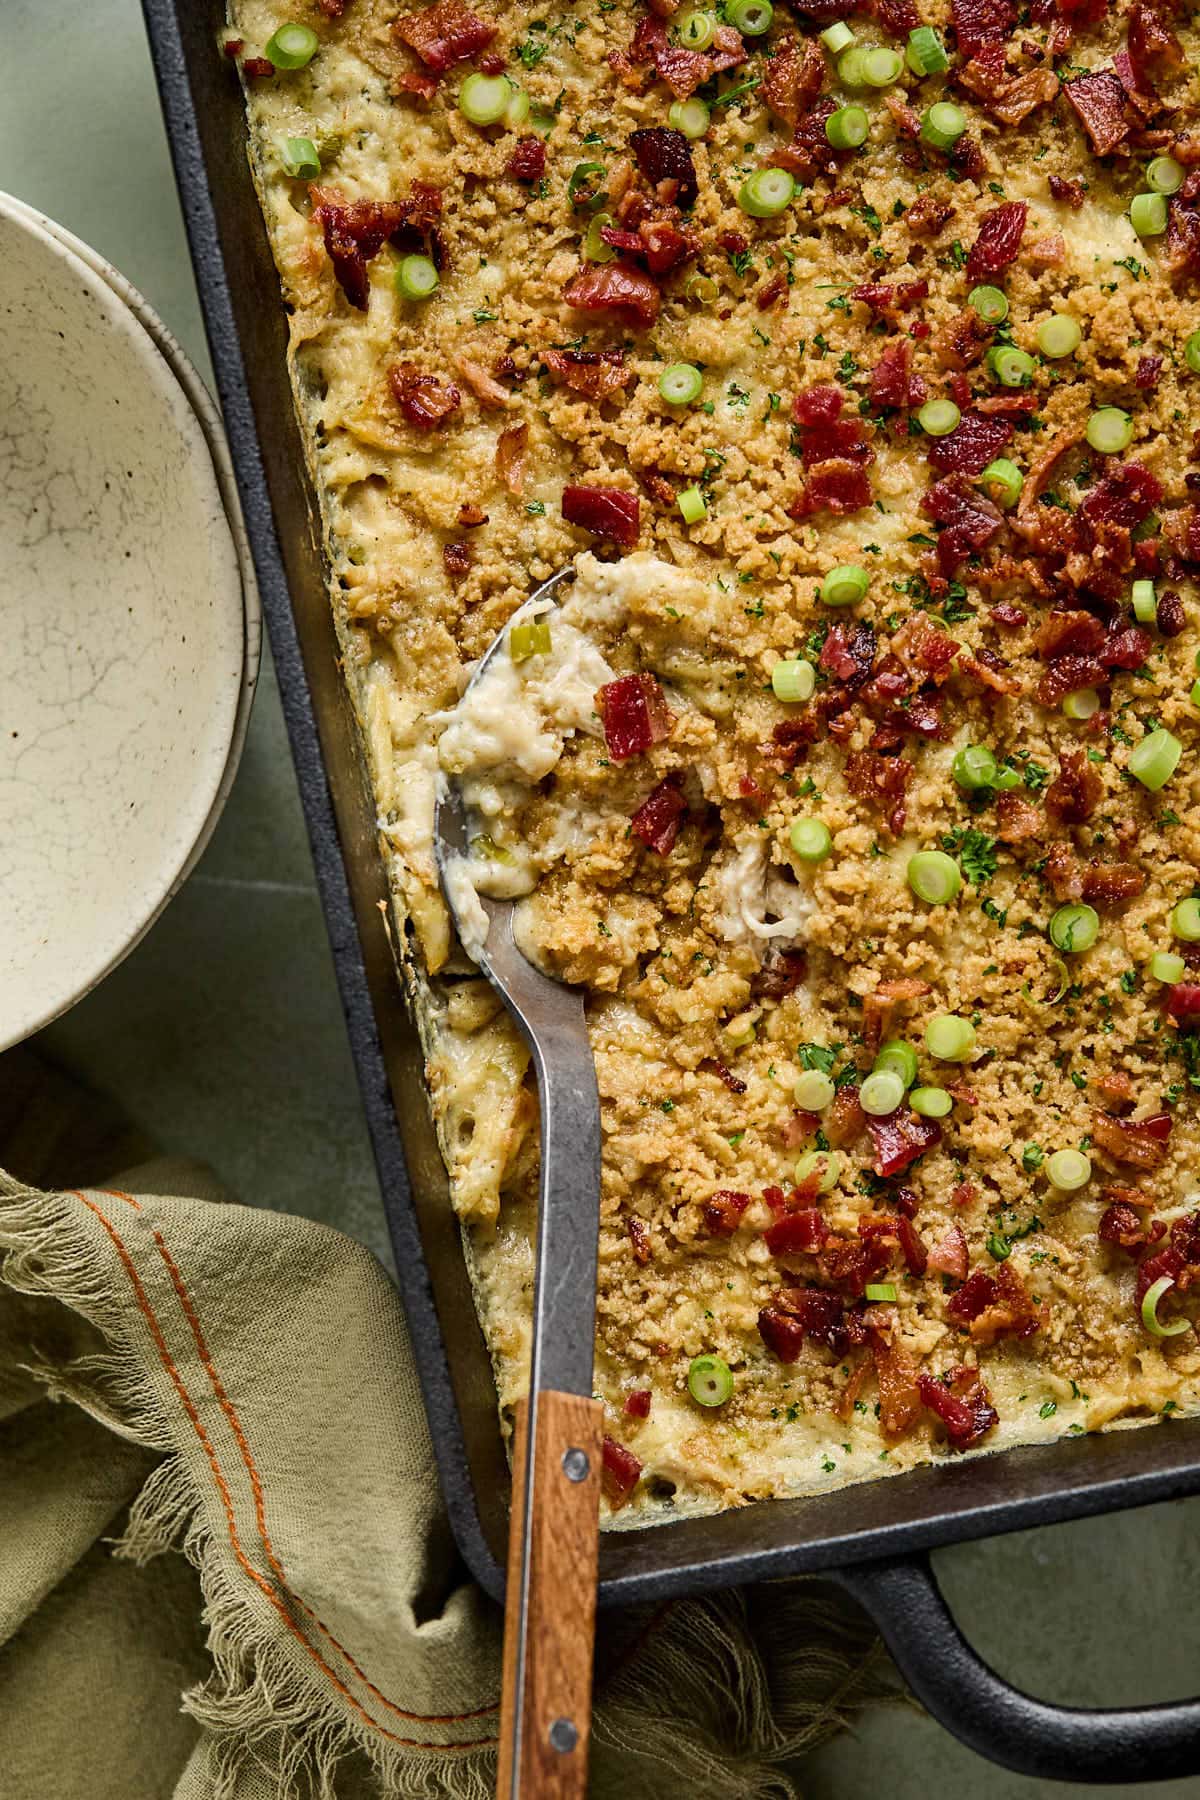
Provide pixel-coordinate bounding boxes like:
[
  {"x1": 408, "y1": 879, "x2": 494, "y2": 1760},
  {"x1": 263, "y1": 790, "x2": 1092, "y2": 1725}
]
[{"x1": 0, "y1": 193, "x2": 256, "y2": 1051}]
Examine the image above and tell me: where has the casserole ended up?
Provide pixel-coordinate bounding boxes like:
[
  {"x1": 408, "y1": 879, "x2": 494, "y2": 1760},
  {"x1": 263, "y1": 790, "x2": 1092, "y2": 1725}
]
[{"x1": 144, "y1": 0, "x2": 1200, "y2": 1777}]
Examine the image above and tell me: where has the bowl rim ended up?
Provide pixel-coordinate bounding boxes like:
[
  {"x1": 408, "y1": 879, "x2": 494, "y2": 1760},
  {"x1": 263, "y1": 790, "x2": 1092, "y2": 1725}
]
[{"x1": 0, "y1": 189, "x2": 263, "y2": 1050}]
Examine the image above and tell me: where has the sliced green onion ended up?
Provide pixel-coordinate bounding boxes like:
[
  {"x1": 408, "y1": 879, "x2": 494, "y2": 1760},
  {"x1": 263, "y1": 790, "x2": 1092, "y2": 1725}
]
[
  {"x1": 790, "y1": 817, "x2": 833, "y2": 863},
  {"x1": 1046, "y1": 1148, "x2": 1092, "y2": 1192},
  {"x1": 1187, "y1": 331, "x2": 1200, "y2": 375},
  {"x1": 1131, "y1": 577, "x2": 1157, "y2": 623},
  {"x1": 1129, "y1": 726, "x2": 1182, "y2": 791},
  {"x1": 509, "y1": 619, "x2": 552, "y2": 662},
  {"x1": 1141, "y1": 1275, "x2": 1190, "y2": 1338},
  {"x1": 821, "y1": 20, "x2": 855, "y2": 53},
  {"x1": 911, "y1": 1085, "x2": 953, "y2": 1118},
  {"x1": 987, "y1": 345, "x2": 1036, "y2": 388},
  {"x1": 470, "y1": 834, "x2": 514, "y2": 865},
  {"x1": 668, "y1": 97, "x2": 711, "y2": 139},
  {"x1": 860, "y1": 1068, "x2": 906, "y2": 1116},
  {"x1": 395, "y1": 253, "x2": 439, "y2": 301},
  {"x1": 458, "y1": 71, "x2": 513, "y2": 126},
  {"x1": 1049, "y1": 903, "x2": 1099, "y2": 953},
  {"x1": 795, "y1": 1068, "x2": 837, "y2": 1111},
  {"x1": 1130, "y1": 191, "x2": 1168, "y2": 239},
  {"x1": 739, "y1": 166, "x2": 796, "y2": 217},
  {"x1": 837, "y1": 45, "x2": 868, "y2": 86},
  {"x1": 918, "y1": 398, "x2": 961, "y2": 437},
  {"x1": 678, "y1": 8, "x2": 717, "y2": 49},
  {"x1": 1063, "y1": 688, "x2": 1100, "y2": 720},
  {"x1": 968, "y1": 284, "x2": 1009, "y2": 325},
  {"x1": 1036, "y1": 314, "x2": 1081, "y2": 359},
  {"x1": 1192, "y1": 678, "x2": 1200, "y2": 708},
  {"x1": 686, "y1": 271, "x2": 717, "y2": 303},
  {"x1": 978, "y1": 457, "x2": 1022, "y2": 508},
  {"x1": 584, "y1": 212, "x2": 616, "y2": 263},
  {"x1": 1171, "y1": 897, "x2": 1200, "y2": 941},
  {"x1": 678, "y1": 486, "x2": 707, "y2": 524},
  {"x1": 993, "y1": 765, "x2": 1021, "y2": 790},
  {"x1": 862, "y1": 45, "x2": 904, "y2": 86},
  {"x1": 865, "y1": 1282, "x2": 899, "y2": 1303},
  {"x1": 907, "y1": 850, "x2": 962, "y2": 905},
  {"x1": 728, "y1": 0, "x2": 774, "y2": 30},
  {"x1": 771, "y1": 657, "x2": 816, "y2": 702},
  {"x1": 921, "y1": 101, "x2": 966, "y2": 150},
  {"x1": 688, "y1": 1353, "x2": 735, "y2": 1406},
  {"x1": 952, "y1": 744, "x2": 998, "y2": 790},
  {"x1": 1086, "y1": 407, "x2": 1134, "y2": 454},
  {"x1": 659, "y1": 362, "x2": 704, "y2": 406},
  {"x1": 795, "y1": 1149, "x2": 842, "y2": 1192},
  {"x1": 821, "y1": 563, "x2": 869, "y2": 606},
  {"x1": 505, "y1": 86, "x2": 530, "y2": 128},
  {"x1": 280, "y1": 134, "x2": 320, "y2": 177},
  {"x1": 265, "y1": 22, "x2": 319, "y2": 68},
  {"x1": 874, "y1": 1039, "x2": 919, "y2": 1089},
  {"x1": 1147, "y1": 155, "x2": 1185, "y2": 195},
  {"x1": 906, "y1": 25, "x2": 949, "y2": 74},
  {"x1": 568, "y1": 160, "x2": 607, "y2": 208},
  {"x1": 924, "y1": 1014, "x2": 977, "y2": 1062},
  {"x1": 826, "y1": 104, "x2": 869, "y2": 150},
  {"x1": 1151, "y1": 951, "x2": 1186, "y2": 984}
]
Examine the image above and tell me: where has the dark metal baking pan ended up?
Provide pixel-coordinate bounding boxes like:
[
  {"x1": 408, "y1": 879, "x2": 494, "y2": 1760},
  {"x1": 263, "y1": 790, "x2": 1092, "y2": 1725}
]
[{"x1": 142, "y1": 2, "x2": 1200, "y2": 1778}]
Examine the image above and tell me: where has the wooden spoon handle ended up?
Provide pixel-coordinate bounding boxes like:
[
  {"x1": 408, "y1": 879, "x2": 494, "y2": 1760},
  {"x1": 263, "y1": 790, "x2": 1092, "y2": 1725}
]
[{"x1": 497, "y1": 1390, "x2": 603, "y2": 1799}]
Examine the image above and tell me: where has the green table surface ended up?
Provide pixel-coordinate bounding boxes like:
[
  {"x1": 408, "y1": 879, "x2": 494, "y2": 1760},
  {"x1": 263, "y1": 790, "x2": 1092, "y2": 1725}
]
[{"x1": 8, "y1": 5, "x2": 1200, "y2": 1794}]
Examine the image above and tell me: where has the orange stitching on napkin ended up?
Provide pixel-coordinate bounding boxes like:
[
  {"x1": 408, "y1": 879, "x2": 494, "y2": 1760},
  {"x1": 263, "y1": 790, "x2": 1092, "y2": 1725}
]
[{"x1": 76, "y1": 1193, "x2": 497, "y2": 1753}]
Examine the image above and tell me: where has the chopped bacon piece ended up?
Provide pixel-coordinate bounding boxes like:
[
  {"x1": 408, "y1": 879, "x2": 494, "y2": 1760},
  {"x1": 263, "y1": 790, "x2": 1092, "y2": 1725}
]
[
  {"x1": 919, "y1": 1368, "x2": 999, "y2": 1449},
  {"x1": 311, "y1": 192, "x2": 411, "y2": 309},
  {"x1": 933, "y1": 307, "x2": 994, "y2": 371},
  {"x1": 951, "y1": 0, "x2": 1014, "y2": 58},
  {"x1": 1036, "y1": 654, "x2": 1107, "y2": 707},
  {"x1": 758, "y1": 1304, "x2": 807, "y2": 1362},
  {"x1": 892, "y1": 613, "x2": 959, "y2": 680},
  {"x1": 876, "y1": 0, "x2": 920, "y2": 31},
  {"x1": 601, "y1": 1435, "x2": 642, "y2": 1506},
  {"x1": 869, "y1": 1322, "x2": 923, "y2": 1438},
  {"x1": 995, "y1": 794, "x2": 1042, "y2": 842},
  {"x1": 704, "y1": 1189, "x2": 752, "y2": 1237},
  {"x1": 783, "y1": 1284, "x2": 865, "y2": 1345},
  {"x1": 992, "y1": 601, "x2": 1027, "y2": 627},
  {"x1": 597, "y1": 672, "x2": 672, "y2": 759},
  {"x1": 757, "y1": 272, "x2": 788, "y2": 311},
  {"x1": 928, "y1": 1223, "x2": 970, "y2": 1281},
  {"x1": 951, "y1": 134, "x2": 986, "y2": 182},
  {"x1": 897, "y1": 1216, "x2": 928, "y2": 1276},
  {"x1": 1158, "y1": 590, "x2": 1186, "y2": 636},
  {"x1": 453, "y1": 356, "x2": 510, "y2": 410},
  {"x1": 1100, "y1": 621, "x2": 1154, "y2": 669},
  {"x1": 1083, "y1": 861, "x2": 1147, "y2": 907},
  {"x1": 907, "y1": 193, "x2": 953, "y2": 235},
  {"x1": 791, "y1": 461, "x2": 874, "y2": 518},
  {"x1": 851, "y1": 279, "x2": 930, "y2": 315},
  {"x1": 967, "y1": 64, "x2": 1060, "y2": 126},
  {"x1": 870, "y1": 339, "x2": 916, "y2": 411},
  {"x1": 764, "y1": 1208, "x2": 828, "y2": 1256},
  {"x1": 1129, "y1": 0, "x2": 1183, "y2": 83},
  {"x1": 762, "y1": 34, "x2": 824, "y2": 133},
  {"x1": 388, "y1": 362, "x2": 461, "y2": 429},
  {"x1": 928, "y1": 411, "x2": 1014, "y2": 477},
  {"x1": 1099, "y1": 1200, "x2": 1152, "y2": 1252},
  {"x1": 241, "y1": 56, "x2": 275, "y2": 77},
  {"x1": 1035, "y1": 610, "x2": 1106, "y2": 661},
  {"x1": 868, "y1": 1111, "x2": 942, "y2": 1178},
  {"x1": 1045, "y1": 748, "x2": 1103, "y2": 824},
  {"x1": 394, "y1": 0, "x2": 496, "y2": 72},
  {"x1": 965, "y1": 203, "x2": 1028, "y2": 281},
  {"x1": 751, "y1": 948, "x2": 807, "y2": 1001},
  {"x1": 624, "y1": 1388, "x2": 652, "y2": 1419},
  {"x1": 862, "y1": 977, "x2": 931, "y2": 1052},
  {"x1": 495, "y1": 422, "x2": 527, "y2": 496},
  {"x1": 442, "y1": 542, "x2": 471, "y2": 583},
  {"x1": 396, "y1": 68, "x2": 440, "y2": 99},
  {"x1": 628, "y1": 1216, "x2": 652, "y2": 1264},
  {"x1": 1049, "y1": 174, "x2": 1086, "y2": 208},
  {"x1": 821, "y1": 622, "x2": 878, "y2": 687},
  {"x1": 826, "y1": 1085, "x2": 867, "y2": 1148},
  {"x1": 1166, "y1": 982, "x2": 1200, "y2": 1023},
  {"x1": 1092, "y1": 1109, "x2": 1172, "y2": 1169},
  {"x1": 562, "y1": 484, "x2": 641, "y2": 550},
  {"x1": 223, "y1": 35, "x2": 244, "y2": 56},
  {"x1": 793, "y1": 384, "x2": 844, "y2": 426},
  {"x1": 1168, "y1": 175, "x2": 1200, "y2": 279},
  {"x1": 946, "y1": 1263, "x2": 1043, "y2": 1343},
  {"x1": 701, "y1": 1058, "x2": 748, "y2": 1094},
  {"x1": 542, "y1": 349, "x2": 632, "y2": 404},
  {"x1": 922, "y1": 475, "x2": 1004, "y2": 576},
  {"x1": 564, "y1": 262, "x2": 661, "y2": 329},
  {"x1": 631, "y1": 775, "x2": 687, "y2": 853},
  {"x1": 1066, "y1": 69, "x2": 1130, "y2": 156},
  {"x1": 1136, "y1": 353, "x2": 1164, "y2": 391},
  {"x1": 506, "y1": 136, "x2": 546, "y2": 183},
  {"x1": 844, "y1": 749, "x2": 914, "y2": 835},
  {"x1": 629, "y1": 127, "x2": 699, "y2": 208},
  {"x1": 1081, "y1": 461, "x2": 1163, "y2": 528}
]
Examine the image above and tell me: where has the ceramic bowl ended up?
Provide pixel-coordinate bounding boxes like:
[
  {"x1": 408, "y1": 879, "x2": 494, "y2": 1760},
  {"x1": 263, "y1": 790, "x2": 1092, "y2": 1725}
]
[{"x1": 0, "y1": 192, "x2": 259, "y2": 1051}]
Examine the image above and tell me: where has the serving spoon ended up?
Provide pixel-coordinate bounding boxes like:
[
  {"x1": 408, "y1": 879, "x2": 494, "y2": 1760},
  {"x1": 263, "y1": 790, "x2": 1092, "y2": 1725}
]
[{"x1": 433, "y1": 568, "x2": 603, "y2": 1800}]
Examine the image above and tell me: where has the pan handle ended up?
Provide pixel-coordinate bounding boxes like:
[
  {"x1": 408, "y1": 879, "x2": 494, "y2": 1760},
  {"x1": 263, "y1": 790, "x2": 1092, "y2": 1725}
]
[{"x1": 834, "y1": 1551, "x2": 1200, "y2": 1785}]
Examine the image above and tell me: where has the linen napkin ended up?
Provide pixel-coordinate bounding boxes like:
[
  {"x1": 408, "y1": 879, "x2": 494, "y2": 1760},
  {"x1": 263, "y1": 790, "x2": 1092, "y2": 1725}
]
[{"x1": 0, "y1": 1047, "x2": 898, "y2": 1800}]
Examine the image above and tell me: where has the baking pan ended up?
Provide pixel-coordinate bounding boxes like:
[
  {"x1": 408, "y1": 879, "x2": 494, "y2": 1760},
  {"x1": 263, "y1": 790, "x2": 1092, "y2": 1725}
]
[{"x1": 142, "y1": 3, "x2": 1200, "y2": 1778}]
